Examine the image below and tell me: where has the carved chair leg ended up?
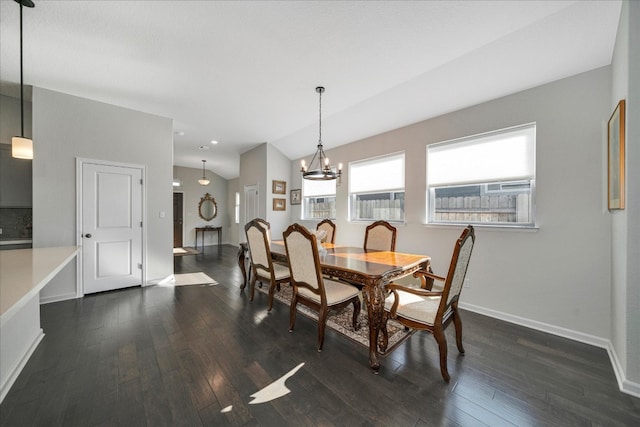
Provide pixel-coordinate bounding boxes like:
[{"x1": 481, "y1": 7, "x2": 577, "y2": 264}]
[
  {"x1": 267, "y1": 281, "x2": 276, "y2": 311},
  {"x1": 317, "y1": 309, "x2": 328, "y2": 352},
  {"x1": 289, "y1": 295, "x2": 297, "y2": 332},
  {"x1": 452, "y1": 308, "x2": 465, "y2": 354},
  {"x1": 433, "y1": 327, "x2": 450, "y2": 382},
  {"x1": 352, "y1": 298, "x2": 361, "y2": 331},
  {"x1": 249, "y1": 274, "x2": 257, "y2": 302}
]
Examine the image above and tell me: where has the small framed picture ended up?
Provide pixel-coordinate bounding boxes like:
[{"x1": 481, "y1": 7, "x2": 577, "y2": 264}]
[
  {"x1": 290, "y1": 189, "x2": 301, "y2": 205},
  {"x1": 608, "y1": 99, "x2": 625, "y2": 210},
  {"x1": 273, "y1": 198, "x2": 286, "y2": 211},
  {"x1": 272, "y1": 180, "x2": 286, "y2": 194}
]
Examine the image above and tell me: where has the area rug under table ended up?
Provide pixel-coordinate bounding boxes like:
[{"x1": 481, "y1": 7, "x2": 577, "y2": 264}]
[{"x1": 256, "y1": 282, "x2": 413, "y2": 353}]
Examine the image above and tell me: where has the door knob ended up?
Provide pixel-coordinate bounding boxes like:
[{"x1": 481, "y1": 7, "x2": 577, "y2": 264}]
[{"x1": 84, "y1": 233, "x2": 92, "y2": 238}]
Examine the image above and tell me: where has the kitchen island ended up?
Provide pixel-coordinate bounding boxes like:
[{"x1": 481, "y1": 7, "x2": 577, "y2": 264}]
[{"x1": 0, "y1": 246, "x2": 79, "y2": 402}]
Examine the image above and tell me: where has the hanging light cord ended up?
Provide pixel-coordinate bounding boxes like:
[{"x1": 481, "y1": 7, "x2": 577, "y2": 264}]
[
  {"x1": 19, "y1": 1, "x2": 25, "y2": 137},
  {"x1": 318, "y1": 87, "x2": 322, "y2": 143}
]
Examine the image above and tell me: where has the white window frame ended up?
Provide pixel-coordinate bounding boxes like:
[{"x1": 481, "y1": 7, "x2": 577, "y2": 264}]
[
  {"x1": 349, "y1": 152, "x2": 405, "y2": 222},
  {"x1": 426, "y1": 123, "x2": 536, "y2": 228},
  {"x1": 234, "y1": 191, "x2": 240, "y2": 224},
  {"x1": 302, "y1": 178, "x2": 336, "y2": 220}
]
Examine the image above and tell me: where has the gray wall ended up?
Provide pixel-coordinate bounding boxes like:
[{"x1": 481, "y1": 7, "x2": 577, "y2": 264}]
[
  {"x1": 33, "y1": 87, "x2": 173, "y2": 301},
  {"x1": 239, "y1": 143, "x2": 267, "y2": 227},
  {"x1": 237, "y1": 143, "x2": 293, "y2": 241},
  {"x1": 0, "y1": 94, "x2": 32, "y2": 144},
  {"x1": 610, "y1": 0, "x2": 640, "y2": 391},
  {"x1": 291, "y1": 67, "x2": 612, "y2": 343},
  {"x1": 265, "y1": 143, "x2": 292, "y2": 240},
  {"x1": 173, "y1": 165, "x2": 229, "y2": 247}
]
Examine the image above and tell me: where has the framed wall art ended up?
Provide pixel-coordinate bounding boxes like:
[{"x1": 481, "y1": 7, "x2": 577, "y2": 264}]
[
  {"x1": 273, "y1": 198, "x2": 286, "y2": 211},
  {"x1": 290, "y1": 189, "x2": 301, "y2": 205},
  {"x1": 608, "y1": 99, "x2": 625, "y2": 210},
  {"x1": 272, "y1": 180, "x2": 286, "y2": 194}
]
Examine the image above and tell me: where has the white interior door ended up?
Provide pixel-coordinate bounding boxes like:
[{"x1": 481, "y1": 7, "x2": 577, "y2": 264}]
[
  {"x1": 244, "y1": 184, "x2": 259, "y2": 227},
  {"x1": 82, "y1": 162, "x2": 143, "y2": 294}
]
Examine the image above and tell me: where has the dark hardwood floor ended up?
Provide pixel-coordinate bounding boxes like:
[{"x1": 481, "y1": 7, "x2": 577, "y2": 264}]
[{"x1": 2, "y1": 244, "x2": 639, "y2": 426}]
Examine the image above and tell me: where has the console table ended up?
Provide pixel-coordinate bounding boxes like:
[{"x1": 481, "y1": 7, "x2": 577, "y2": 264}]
[{"x1": 195, "y1": 226, "x2": 222, "y2": 251}]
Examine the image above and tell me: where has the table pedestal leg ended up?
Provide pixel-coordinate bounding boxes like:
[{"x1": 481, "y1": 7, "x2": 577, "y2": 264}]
[
  {"x1": 238, "y1": 243, "x2": 249, "y2": 290},
  {"x1": 362, "y1": 281, "x2": 385, "y2": 373}
]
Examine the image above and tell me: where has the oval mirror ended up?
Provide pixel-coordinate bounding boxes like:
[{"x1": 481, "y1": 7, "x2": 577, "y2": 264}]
[{"x1": 198, "y1": 193, "x2": 217, "y2": 221}]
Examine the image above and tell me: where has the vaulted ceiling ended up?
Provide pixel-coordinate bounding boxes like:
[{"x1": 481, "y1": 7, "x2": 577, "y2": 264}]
[{"x1": 0, "y1": 1, "x2": 621, "y2": 179}]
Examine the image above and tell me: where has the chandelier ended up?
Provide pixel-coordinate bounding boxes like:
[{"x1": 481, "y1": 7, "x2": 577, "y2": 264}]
[
  {"x1": 198, "y1": 159, "x2": 210, "y2": 186},
  {"x1": 300, "y1": 87, "x2": 342, "y2": 181}
]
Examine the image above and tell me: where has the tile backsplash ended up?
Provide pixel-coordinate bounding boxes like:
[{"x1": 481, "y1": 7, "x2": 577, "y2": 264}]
[{"x1": 0, "y1": 208, "x2": 32, "y2": 240}]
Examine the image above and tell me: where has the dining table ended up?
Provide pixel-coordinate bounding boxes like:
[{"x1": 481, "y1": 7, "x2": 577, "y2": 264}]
[{"x1": 239, "y1": 241, "x2": 431, "y2": 372}]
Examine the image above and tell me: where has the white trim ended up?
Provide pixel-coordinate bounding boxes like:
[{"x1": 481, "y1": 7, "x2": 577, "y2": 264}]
[
  {"x1": 460, "y1": 301, "x2": 640, "y2": 397},
  {"x1": 460, "y1": 302, "x2": 609, "y2": 348},
  {"x1": 39, "y1": 292, "x2": 80, "y2": 305},
  {"x1": 607, "y1": 342, "x2": 640, "y2": 398}
]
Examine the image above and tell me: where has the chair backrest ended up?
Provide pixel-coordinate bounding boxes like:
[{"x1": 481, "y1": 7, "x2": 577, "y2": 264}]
[
  {"x1": 245, "y1": 219, "x2": 273, "y2": 274},
  {"x1": 440, "y1": 225, "x2": 475, "y2": 309},
  {"x1": 255, "y1": 217, "x2": 271, "y2": 243},
  {"x1": 283, "y1": 223, "x2": 324, "y2": 298},
  {"x1": 316, "y1": 219, "x2": 336, "y2": 244},
  {"x1": 364, "y1": 220, "x2": 397, "y2": 251}
]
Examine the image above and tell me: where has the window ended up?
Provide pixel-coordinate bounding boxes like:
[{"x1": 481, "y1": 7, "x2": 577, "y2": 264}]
[
  {"x1": 234, "y1": 192, "x2": 240, "y2": 224},
  {"x1": 302, "y1": 179, "x2": 336, "y2": 219},
  {"x1": 427, "y1": 123, "x2": 536, "y2": 226},
  {"x1": 349, "y1": 152, "x2": 404, "y2": 222}
]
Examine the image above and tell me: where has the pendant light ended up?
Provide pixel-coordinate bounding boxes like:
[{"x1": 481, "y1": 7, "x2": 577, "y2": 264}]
[
  {"x1": 198, "y1": 160, "x2": 210, "y2": 186},
  {"x1": 300, "y1": 87, "x2": 342, "y2": 181},
  {"x1": 11, "y1": 0, "x2": 35, "y2": 160}
]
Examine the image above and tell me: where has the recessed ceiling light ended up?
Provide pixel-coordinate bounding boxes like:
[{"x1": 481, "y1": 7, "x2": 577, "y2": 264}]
[
  {"x1": 210, "y1": 140, "x2": 218, "y2": 145},
  {"x1": 198, "y1": 145, "x2": 210, "y2": 150}
]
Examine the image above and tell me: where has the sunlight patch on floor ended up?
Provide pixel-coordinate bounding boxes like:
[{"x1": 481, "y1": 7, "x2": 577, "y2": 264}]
[{"x1": 219, "y1": 362, "x2": 305, "y2": 413}]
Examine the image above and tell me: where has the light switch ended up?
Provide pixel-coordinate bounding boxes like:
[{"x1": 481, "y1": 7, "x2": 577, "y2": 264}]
[{"x1": 159, "y1": 211, "x2": 166, "y2": 219}]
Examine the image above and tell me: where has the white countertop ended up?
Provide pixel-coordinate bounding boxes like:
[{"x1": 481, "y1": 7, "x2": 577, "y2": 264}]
[{"x1": 0, "y1": 246, "x2": 79, "y2": 322}]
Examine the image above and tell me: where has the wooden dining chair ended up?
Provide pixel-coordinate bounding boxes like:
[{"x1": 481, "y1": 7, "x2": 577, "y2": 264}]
[
  {"x1": 244, "y1": 219, "x2": 290, "y2": 311},
  {"x1": 381, "y1": 225, "x2": 475, "y2": 381},
  {"x1": 316, "y1": 219, "x2": 336, "y2": 244},
  {"x1": 364, "y1": 220, "x2": 397, "y2": 251},
  {"x1": 283, "y1": 223, "x2": 361, "y2": 352},
  {"x1": 253, "y1": 217, "x2": 271, "y2": 243}
]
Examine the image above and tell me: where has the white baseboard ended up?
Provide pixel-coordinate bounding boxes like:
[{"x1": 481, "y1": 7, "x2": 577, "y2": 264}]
[
  {"x1": 459, "y1": 302, "x2": 640, "y2": 397},
  {"x1": 0, "y1": 330, "x2": 44, "y2": 403},
  {"x1": 606, "y1": 341, "x2": 640, "y2": 398},
  {"x1": 39, "y1": 292, "x2": 79, "y2": 305}
]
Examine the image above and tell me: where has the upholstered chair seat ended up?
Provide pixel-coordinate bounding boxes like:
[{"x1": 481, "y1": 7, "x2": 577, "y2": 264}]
[
  {"x1": 299, "y1": 278, "x2": 361, "y2": 306},
  {"x1": 256, "y1": 262, "x2": 290, "y2": 281}
]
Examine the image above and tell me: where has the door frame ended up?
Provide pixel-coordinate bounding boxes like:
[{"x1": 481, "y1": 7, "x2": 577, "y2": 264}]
[
  {"x1": 75, "y1": 158, "x2": 147, "y2": 297},
  {"x1": 173, "y1": 191, "x2": 185, "y2": 248}
]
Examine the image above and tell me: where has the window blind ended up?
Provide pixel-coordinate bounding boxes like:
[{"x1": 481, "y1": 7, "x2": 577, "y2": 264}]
[
  {"x1": 428, "y1": 124, "x2": 535, "y2": 187},
  {"x1": 303, "y1": 178, "x2": 336, "y2": 197},
  {"x1": 350, "y1": 152, "x2": 405, "y2": 193}
]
